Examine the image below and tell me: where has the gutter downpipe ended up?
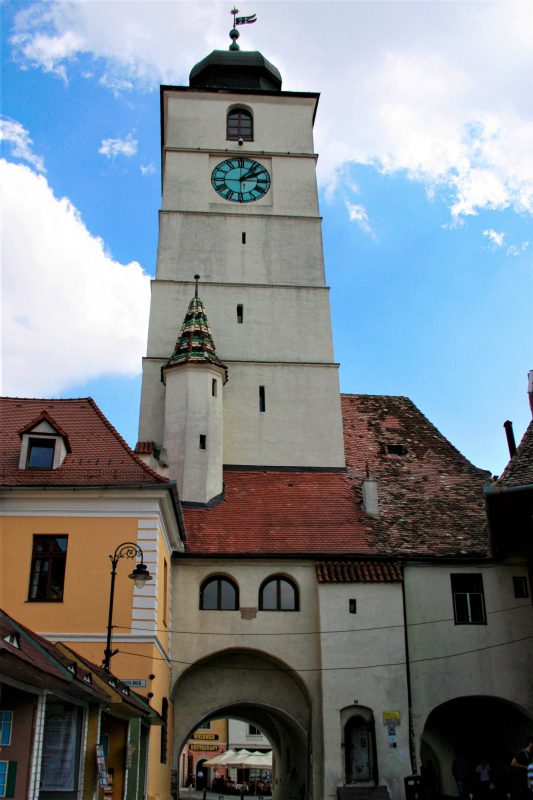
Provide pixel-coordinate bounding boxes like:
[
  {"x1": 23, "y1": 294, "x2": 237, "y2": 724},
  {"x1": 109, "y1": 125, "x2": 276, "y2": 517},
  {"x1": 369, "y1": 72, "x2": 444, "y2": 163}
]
[{"x1": 401, "y1": 565, "x2": 418, "y2": 775}]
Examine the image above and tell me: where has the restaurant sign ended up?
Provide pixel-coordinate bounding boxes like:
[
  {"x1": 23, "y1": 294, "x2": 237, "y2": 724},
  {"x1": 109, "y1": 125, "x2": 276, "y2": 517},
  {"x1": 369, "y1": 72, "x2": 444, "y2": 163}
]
[
  {"x1": 194, "y1": 733, "x2": 218, "y2": 740},
  {"x1": 189, "y1": 743, "x2": 220, "y2": 752}
]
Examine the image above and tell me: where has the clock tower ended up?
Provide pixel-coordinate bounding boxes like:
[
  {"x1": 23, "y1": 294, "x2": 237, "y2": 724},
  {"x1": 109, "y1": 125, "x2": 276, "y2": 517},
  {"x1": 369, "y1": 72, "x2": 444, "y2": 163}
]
[{"x1": 138, "y1": 29, "x2": 345, "y2": 503}]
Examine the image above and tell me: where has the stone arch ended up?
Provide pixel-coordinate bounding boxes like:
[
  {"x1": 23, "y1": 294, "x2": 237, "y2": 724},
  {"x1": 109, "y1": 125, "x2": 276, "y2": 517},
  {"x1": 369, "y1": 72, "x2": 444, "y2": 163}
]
[
  {"x1": 172, "y1": 648, "x2": 312, "y2": 800},
  {"x1": 420, "y1": 695, "x2": 533, "y2": 797}
]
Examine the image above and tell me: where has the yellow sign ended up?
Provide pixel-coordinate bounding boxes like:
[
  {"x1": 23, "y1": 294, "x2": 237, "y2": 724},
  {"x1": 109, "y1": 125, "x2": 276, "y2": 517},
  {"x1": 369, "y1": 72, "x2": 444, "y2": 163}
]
[
  {"x1": 194, "y1": 733, "x2": 218, "y2": 740},
  {"x1": 189, "y1": 743, "x2": 220, "y2": 752},
  {"x1": 383, "y1": 711, "x2": 401, "y2": 726}
]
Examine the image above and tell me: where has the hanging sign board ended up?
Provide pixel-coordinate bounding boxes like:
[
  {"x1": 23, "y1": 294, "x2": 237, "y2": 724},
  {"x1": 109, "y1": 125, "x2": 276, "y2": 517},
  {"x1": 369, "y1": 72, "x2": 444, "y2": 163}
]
[{"x1": 189, "y1": 743, "x2": 220, "y2": 752}]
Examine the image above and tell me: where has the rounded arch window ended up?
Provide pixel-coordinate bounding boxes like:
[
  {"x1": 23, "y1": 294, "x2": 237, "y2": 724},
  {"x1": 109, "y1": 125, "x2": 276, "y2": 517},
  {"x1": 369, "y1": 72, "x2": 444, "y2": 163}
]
[
  {"x1": 200, "y1": 575, "x2": 239, "y2": 610},
  {"x1": 259, "y1": 575, "x2": 299, "y2": 611},
  {"x1": 227, "y1": 107, "x2": 253, "y2": 141}
]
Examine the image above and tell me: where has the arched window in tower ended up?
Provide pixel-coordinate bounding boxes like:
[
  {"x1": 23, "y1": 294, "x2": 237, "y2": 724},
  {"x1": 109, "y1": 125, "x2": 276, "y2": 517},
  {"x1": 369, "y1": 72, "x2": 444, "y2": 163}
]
[
  {"x1": 227, "y1": 108, "x2": 253, "y2": 141},
  {"x1": 259, "y1": 575, "x2": 299, "y2": 611},
  {"x1": 200, "y1": 575, "x2": 239, "y2": 610}
]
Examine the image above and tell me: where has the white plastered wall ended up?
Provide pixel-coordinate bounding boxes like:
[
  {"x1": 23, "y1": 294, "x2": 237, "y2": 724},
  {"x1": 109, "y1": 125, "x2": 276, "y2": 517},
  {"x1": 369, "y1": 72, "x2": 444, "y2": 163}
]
[
  {"x1": 317, "y1": 582, "x2": 411, "y2": 800},
  {"x1": 404, "y1": 563, "x2": 533, "y2": 794}
]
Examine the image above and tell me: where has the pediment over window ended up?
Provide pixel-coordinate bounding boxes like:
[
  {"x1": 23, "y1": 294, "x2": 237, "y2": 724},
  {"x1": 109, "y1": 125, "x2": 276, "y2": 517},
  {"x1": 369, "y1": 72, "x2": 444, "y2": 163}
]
[{"x1": 18, "y1": 411, "x2": 71, "y2": 470}]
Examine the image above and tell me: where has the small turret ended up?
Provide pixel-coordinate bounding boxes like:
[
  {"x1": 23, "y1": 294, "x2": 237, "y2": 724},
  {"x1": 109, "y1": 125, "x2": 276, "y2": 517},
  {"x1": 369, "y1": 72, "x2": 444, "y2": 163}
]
[{"x1": 161, "y1": 277, "x2": 227, "y2": 505}]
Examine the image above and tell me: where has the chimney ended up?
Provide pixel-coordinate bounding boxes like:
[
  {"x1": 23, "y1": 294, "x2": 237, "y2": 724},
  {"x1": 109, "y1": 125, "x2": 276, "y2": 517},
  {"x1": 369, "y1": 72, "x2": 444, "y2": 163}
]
[
  {"x1": 528, "y1": 370, "x2": 533, "y2": 417},
  {"x1": 503, "y1": 420, "x2": 516, "y2": 458},
  {"x1": 362, "y1": 477, "x2": 380, "y2": 517}
]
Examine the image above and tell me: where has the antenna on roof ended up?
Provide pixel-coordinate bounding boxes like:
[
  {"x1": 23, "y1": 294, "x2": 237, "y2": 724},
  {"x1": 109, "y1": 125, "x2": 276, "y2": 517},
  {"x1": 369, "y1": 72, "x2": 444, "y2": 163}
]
[
  {"x1": 229, "y1": 7, "x2": 257, "y2": 51},
  {"x1": 194, "y1": 274, "x2": 200, "y2": 298}
]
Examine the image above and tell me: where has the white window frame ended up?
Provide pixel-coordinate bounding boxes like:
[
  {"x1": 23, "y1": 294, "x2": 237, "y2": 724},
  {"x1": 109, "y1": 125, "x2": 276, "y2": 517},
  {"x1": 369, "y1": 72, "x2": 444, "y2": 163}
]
[{"x1": 0, "y1": 712, "x2": 13, "y2": 746}]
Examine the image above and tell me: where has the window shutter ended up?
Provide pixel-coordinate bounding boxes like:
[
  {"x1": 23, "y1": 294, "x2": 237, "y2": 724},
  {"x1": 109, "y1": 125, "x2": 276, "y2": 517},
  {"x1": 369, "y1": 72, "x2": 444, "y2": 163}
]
[{"x1": 6, "y1": 761, "x2": 17, "y2": 797}]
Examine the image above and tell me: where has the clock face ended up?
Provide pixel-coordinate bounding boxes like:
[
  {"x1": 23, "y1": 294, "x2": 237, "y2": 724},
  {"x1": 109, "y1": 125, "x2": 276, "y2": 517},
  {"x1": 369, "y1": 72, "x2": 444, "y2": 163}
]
[{"x1": 211, "y1": 157, "x2": 271, "y2": 203}]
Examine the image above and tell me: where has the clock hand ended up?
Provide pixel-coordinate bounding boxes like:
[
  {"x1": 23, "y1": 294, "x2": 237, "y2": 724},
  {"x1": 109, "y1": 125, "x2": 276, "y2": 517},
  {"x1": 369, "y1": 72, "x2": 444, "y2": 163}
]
[{"x1": 239, "y1": 168, "x2": 262, "y2": 182}]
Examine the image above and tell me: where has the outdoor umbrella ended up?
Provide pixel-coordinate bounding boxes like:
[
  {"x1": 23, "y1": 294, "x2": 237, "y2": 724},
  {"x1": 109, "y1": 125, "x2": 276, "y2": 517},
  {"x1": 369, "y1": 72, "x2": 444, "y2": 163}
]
[
  {"x1": 220, "y1": 749, "x2": 253, "y2": 767},
  {"x1": 240, "y1": 751, "x2": 272, "y2": 768},
  {"x1": 202, "y1": 749, "x2": 239, "y2": 767}
]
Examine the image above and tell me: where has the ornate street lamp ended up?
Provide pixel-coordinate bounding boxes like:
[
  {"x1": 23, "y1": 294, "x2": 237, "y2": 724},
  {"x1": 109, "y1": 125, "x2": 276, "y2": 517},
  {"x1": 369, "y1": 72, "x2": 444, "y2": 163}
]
[{"x1": 103, "y1": 542, "x2": 152, "y2": 672}]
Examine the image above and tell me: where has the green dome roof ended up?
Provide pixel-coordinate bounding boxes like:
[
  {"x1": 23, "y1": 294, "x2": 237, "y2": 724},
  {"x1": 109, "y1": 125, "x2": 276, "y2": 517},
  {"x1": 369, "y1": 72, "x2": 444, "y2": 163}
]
[{"x1": 189, "y1": 49, "x2": 282, "y2": 91}]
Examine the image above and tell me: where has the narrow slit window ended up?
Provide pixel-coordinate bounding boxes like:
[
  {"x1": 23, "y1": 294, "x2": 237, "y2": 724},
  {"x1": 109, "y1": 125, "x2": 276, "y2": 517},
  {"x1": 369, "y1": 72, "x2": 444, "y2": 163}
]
[
  {"x1": 242, "y1": 232, "x2": 246, "y2": 244},
  {"x1": 349, "y1": 599, "x2": 357, "y2": 614},
  {"x1": 199, "y1": 435, "x2": 207, "y2": 450},
  {"x1": 259, "y1": 386, "x2": 266, "y2": 412},
  {"x1": 237, "y1": 304, "x2": 244, "y2": 324},
  {"x1": 212, "y1": 379, "x2": 217, "y2": 397}
]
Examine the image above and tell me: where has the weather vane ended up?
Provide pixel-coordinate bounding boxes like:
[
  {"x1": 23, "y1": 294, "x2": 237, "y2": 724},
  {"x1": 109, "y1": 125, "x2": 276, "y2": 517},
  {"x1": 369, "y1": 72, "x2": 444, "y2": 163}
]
[{"x1": 229, "y1": 7, "x2": 257, "y2": 51}]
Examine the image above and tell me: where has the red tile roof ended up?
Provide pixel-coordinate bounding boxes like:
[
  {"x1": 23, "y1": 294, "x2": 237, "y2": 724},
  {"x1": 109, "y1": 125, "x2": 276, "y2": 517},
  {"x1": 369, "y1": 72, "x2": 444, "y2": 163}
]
[
  {"x1": 497, "y1": 419, "x2": 533, "y2": 487},
  {"x1": 183, "y1": 469, "x2": 373, "y2": 555},
  {"x1": 18, "y1": 410, "x2": 71, "y2": 449},
  {"x1": 315, "y1": 560, "x2": 403, "y2": 583},
  {"x1": 183, "y1": 394, "x2": 490, "y2": 558},
  {"x1": 341, "y1": 394, "x2": 490, "y2": 557},
  {"x1": 0, "y1": 397, "x2": 168, "y2": 486},
  {"x1": 135, "y1": 440, "x2": 155, "y2": 455}
]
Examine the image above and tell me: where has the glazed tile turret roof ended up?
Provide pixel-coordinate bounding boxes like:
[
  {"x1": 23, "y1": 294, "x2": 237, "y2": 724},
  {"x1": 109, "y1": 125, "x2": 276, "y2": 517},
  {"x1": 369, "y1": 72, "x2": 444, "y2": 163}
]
[{"x1": 163, "y1": 293, "x2": 227, "y2": 379}]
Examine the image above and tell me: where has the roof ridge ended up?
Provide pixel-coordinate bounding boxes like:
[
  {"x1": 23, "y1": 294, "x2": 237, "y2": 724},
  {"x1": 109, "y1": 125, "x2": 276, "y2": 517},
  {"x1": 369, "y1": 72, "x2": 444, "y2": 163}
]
[
  {"x1": 0, "y1": 395, "x2": 92, "y2": 402},
  {"x1": 85, "y1": 397, "x2": 170, "y2": 484}
]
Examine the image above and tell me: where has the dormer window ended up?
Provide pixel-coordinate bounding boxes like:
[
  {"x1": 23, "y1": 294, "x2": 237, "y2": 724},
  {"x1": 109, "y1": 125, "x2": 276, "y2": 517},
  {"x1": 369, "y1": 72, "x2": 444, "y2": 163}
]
[
  {"x1": 18, "y1": 412, "x2": 70, "y2": 470},
  {"x1": 3, "y1": 632, "x2": 20, "y2": 649},
  {"x1": 386, "y1": 444, "x2": 408, "y2": 457},
  {"x1": 27, "y1": 437, "x2": 55, "y2": 468}
]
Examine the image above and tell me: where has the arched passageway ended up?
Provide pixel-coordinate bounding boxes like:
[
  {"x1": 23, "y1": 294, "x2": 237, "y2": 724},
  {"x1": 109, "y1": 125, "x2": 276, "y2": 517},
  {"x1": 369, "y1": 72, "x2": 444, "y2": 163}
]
[
  {"x1": 421, "y1": 695, "x2": 533, "y2": 798},
  {"x1": 172, "y1": 649, "x2": 312, "y2": 800}
]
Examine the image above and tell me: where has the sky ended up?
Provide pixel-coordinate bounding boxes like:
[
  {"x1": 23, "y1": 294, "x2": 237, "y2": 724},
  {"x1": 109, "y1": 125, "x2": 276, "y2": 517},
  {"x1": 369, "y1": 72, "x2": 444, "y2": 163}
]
[{"x1": 1, "y1": 0, "x2": 532, "y2": 476}]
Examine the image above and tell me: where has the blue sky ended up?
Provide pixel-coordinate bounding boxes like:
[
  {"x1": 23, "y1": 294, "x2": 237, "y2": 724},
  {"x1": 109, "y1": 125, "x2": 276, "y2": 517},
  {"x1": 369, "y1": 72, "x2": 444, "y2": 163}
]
[{"x1": 1, "y1": 0, "x2": 532, "y2": 475}]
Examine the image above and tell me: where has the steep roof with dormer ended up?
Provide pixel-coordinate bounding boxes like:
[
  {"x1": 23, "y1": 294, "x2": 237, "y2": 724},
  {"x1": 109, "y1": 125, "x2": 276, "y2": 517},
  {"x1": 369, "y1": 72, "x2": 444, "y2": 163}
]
[
  {"x1": 162, "y1": 294, "x2": 227, "y2": 379},
  {"x1": 0, "y1": 396, "x2": 169, "y2": 486},
  {"x1": 341, "y1": 394, "x2": 490, "y2": 557}
]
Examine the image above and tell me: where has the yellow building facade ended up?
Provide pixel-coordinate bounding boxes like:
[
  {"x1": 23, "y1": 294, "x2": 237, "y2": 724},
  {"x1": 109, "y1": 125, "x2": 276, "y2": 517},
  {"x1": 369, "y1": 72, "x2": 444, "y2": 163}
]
[{"x1": 0, "y1": 397, "x2": 184, "y2": 799}]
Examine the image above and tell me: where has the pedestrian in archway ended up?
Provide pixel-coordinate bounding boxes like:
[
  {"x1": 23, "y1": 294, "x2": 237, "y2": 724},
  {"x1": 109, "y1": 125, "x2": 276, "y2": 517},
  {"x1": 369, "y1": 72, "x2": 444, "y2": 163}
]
[
  {"x1": 453, "y1": 754, "x2": 472, "y2": 798},
  {"x1": 475, "y1": 759, "x2": 492, "y2": 797},
  {"x1": 511, "y1": 736, "x2": 533, "y2": 798}
]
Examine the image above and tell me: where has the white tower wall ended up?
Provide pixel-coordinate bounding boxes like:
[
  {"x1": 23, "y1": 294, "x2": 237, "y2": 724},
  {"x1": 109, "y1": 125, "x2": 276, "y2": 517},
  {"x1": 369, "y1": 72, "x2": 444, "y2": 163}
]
[
  {"x1": 162, "y1": 364, "x2": 225, "y2": 504},
  {"x1": 139, "y1": 84, "x2": 346, "y2": 471}
]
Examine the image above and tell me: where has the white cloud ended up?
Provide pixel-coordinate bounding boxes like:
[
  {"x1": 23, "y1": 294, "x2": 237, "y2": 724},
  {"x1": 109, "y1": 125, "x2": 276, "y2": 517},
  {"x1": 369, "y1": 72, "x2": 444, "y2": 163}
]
[
  {"x1": 0, "y1": 159, "x2": 150, "y2": 396},
  {"x1": 345, "y1": 201, "x2": 374, "y2": 237},
  {"x1": 482, "y1": 229, "x2": 530, "y2": 257},
  {"x1": 7, "y1": 1, "x2": 533, "y2": 220},
  {"x1": 483, "y1": 229, "x2": 505, "y2": 248},
  {"x1": 140, "y1": 162, "x2": 156, "y2": 176},
  {"x1": 0, "y1": 116, "x2": 46, "y2": 173},
  {"x1": 99, "y1": 133, "x2": 137, "y2": 159},
  {"x1": 506, "y1": 241, "x2": 529, "y2": 257}
]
